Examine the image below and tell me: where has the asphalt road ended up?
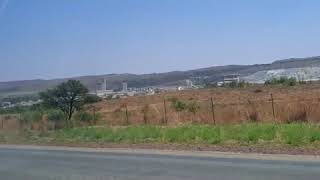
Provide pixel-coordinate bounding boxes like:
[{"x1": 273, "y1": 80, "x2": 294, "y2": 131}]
[{"x1": 1, "y1": 146, "x2": 320, "y2": 180}]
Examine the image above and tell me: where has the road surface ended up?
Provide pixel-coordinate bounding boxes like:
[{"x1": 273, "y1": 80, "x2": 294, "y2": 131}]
[{"x1": 1, "y1": 145, "x2": 320, "y2": 180}]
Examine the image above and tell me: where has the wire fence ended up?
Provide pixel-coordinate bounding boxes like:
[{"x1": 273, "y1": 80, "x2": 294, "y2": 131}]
[
  {"x1": 1, "y1": 93, "x2": 320, "y2": 130},
  {"x1": 98, "y1": 93, "x2": 320, "y2": 126}
]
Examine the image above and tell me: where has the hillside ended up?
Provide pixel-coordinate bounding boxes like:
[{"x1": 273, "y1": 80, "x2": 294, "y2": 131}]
[{"x1": 1, "y1": 56, "x2": 320, "y2": 96}]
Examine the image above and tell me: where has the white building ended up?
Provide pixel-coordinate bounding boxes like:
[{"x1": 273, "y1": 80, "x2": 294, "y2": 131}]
[
  {"x1": 122, "y1": 82, "x2": 128, "y2": 93},
  {"x1": 223, "y1": 74, "x2": 240, "y2": 84}
]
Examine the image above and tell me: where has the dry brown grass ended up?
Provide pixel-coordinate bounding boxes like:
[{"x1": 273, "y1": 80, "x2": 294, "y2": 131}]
[
  {"x1": 91, "y1": 84, "x2": 320, "y2": 126},
  {"x1": 0, "y1": 115, "x2": 20, "y2": 131},
  {"x1": 3, "y1": 84, "x2": 320, "y2": 131}
]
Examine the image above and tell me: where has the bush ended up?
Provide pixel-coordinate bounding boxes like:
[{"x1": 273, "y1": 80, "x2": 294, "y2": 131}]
[
  {"x1": 47, "y1": 110, "x2": 65, "y2": 122},
  {"x1": 254, "y1": 89, "x2": 263, "y2": 93},
  {"x1": 21, "y1": 111, "x2": 42, "y2": 124},
  {"x1": 220, "y1": 80, "x2": 252, "y2": 88},
  {"x1": 286, "y1": 108, "x2": 308, "y2": 123},
  {"x1": 248, "y1": 111, "x2": 259, "y2": 123},
  {"x1": 84, "y1": 94, "x2": 102, "y2": 104},
  {"x1": 187, "y1": 101, "x2": 200, "y2": 122},
  {"x1": 265, "y1": 77, "x2": 298, "y2": 86},
  {"x1": 74, "y1": 111, "x2": 94, "y2": 123},
  {"x1": 171, "y1": 99, "x2": 187, "y2": 112}
]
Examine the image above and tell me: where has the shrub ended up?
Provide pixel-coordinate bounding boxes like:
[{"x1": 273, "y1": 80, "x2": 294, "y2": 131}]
[
  {"x1": 220, "y1": 80, "x2": 252, "y2": 88},
  {"x1": 171, "y1": 100, "x2": 187, "y2": 112},
  {"x1": 21, "y1": 111, "x2": 42, "y2": 124},
  {"x1": 74, "y1": 111, "x2": 94, "y2": 123},
  {"x1": 248, "y1": 111, "x2": 259, "y2": 123},
  {"x1": 187, "y1": 101, "x2": 200, "y2": 114},
  {"x1": 47, "y1": 110, "x2": 65, "y2": 122},
  {"x1": 265, "y1": 77, "x2": 297, "y2": 86},
  {"x1": 247, "y1": 100, "x2": 259, "y2": 123},
  {"x1": 187, "y1": 101, "x2": 200, "y2": 122},
  {"x1": 286, "y1": 108, "x2": 308, "y2": 123},
  {"x1": 141, "y1": 104, "x2": 150, "y2": 124},
  {"x1": 84, "y1": 94, "x2": 102, "y2": 104},
  {"x1": 254, "y1": 89, "x2": 263, "y2": 93}
]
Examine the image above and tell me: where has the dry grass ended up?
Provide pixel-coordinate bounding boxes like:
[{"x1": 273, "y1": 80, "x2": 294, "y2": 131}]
[
  {"x1": 2, "y1": 84, "x2": 320, "y2": 131},
  {"x1": 92, "y1": 84, "x2": 320, "y2": 126}
]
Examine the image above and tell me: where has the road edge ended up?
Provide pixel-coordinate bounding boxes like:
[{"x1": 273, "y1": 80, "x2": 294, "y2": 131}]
[{"x1": 1, "y1": 144, "x2": 320, "y2": 162}]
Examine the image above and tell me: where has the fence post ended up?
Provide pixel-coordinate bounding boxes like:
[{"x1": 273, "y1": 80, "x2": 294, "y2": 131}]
[
  {"x1": 92, "y1": 106, "x2": 96, "y2": 125},
  {"x1": 210, "y1": 97, "x2": 216, "y2": 125},
  {"x1": 163, "y1": 98, "x2": 167, "y2": 125},
  {"x1": 125, "y1": 103, "x2": 129, "y2": 125},
  {"x1": 270, "y1": 93, "x2": 276, "y2": 122}
]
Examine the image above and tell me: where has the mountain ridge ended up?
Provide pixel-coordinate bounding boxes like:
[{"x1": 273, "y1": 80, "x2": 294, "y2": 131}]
[{"x1": 1, "y1": 56, "x2": 320, "y2": 96}]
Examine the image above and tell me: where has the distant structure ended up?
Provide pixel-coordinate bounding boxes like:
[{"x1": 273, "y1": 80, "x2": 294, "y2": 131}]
[
  {"x1": 216, "y1": 74, "x2": 241, "y2": 86},
  {"x1": 223, "y1": 74, "x2": 240, "y2": 84},
  {"x1": 176, "y1": 79, "x2": 198, "y2": 91},
  {"x1": 295, "y1": 69, "x2": 307, "y2": 82},
  {"x1": 94, "y1": 80, "x2": 138, "y2": 98},
  {"x1": 186, "y1": 79, "x2": 193, "y2": 88},
  {"x1": 122, "y1": 82, "x2": 128, "y2": 92},
  {"x1": 102, "y1": 78, "x2": 107, "y2": 91},
  {"x1": 95, "y1": 78, "x2": 114, "y2": 97},
  {"x1": 95, "y1": 78, "x2": 107, "y2": 92}
]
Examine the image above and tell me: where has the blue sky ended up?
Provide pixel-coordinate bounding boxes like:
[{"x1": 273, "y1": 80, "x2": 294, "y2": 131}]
[{"x1": 0, "y1": 0, "x2": 320, "y2": 81}]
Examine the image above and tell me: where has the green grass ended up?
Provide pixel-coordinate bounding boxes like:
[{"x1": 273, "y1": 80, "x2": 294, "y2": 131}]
[{"x1": 47, "y1": 123, "x2": 320, "y2": 146}]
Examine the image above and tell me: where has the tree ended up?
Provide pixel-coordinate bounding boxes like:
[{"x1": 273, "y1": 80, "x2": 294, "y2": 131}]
[
  {"x1": 141, "y1": 104, "x2": 150, "y2": 124},
  {"x1": 39, "y1": 80, "x2": 88, "y2": 127},
  {"x1": 170, "y1": 98, "x2": 187, "y2": 121},
  {"x1": 187, "y1": 101, "x2": 200, "y2": 123}
]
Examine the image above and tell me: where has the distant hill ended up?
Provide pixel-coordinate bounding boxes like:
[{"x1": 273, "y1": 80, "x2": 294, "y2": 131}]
[{"x1": 1, "y1": 56, "x2": 320, "y2": 96}]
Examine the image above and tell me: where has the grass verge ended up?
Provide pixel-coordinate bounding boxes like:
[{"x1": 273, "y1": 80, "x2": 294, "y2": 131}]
[{"x1": 19, "y1": 123, "x2": 320, "y2": 147}]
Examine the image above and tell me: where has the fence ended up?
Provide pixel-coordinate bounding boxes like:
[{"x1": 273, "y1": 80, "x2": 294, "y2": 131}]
[
  {"x1": 2, "y1": 92, "x2": 320, "y2": 130},
  {"x1": 97, "y1": 93, "x2": 320, "y2": 126}
]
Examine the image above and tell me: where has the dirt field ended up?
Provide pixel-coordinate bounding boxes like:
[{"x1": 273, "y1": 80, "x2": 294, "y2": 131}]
[{"x1": 92, "y1": 84, "x2": 320, "y2": 126}]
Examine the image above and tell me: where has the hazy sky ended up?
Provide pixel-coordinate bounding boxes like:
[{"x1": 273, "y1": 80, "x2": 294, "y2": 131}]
[{"x1": 1, "y1": 0, "x2": 320, "y2": 81}]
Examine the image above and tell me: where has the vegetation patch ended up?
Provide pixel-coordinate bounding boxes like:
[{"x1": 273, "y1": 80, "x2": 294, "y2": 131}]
[{"x1": 36, "y1": 123, "x2": 320, "y2": 147}]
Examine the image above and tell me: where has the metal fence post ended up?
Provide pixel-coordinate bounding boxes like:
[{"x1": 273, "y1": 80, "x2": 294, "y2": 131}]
[
  {"x1": 210, "y1": 97, "x2": 216, "y2": 125},
  {"x1": 270, "y1": 93, "x2": 276, "y2": 122},
  {"x1": 163, "y1": 98, "x2": 167, "y2": 125},
  {"x1": 125, "y1": 103, "x2": 129, "y2": 125}
]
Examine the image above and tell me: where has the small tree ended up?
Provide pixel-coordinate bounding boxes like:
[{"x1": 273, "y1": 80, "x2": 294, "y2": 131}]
[
  {"x1": 170, "y1": 98, "x2": 187, "y2": 121},
  {"x1": 39, "y1": 80, "x2": 88, "y2": 127},
  {"x1": 187, "y1": 101, "x2": 200, "y2": 123},
  {"x1": 141, "y1": 104, "x2": 150, "y2": 124}
]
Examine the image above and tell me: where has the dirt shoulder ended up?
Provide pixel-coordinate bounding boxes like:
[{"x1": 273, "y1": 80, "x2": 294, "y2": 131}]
[{"x1": 2, "y1": 141, "x2": 320, "y2": 156}]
